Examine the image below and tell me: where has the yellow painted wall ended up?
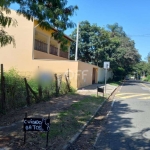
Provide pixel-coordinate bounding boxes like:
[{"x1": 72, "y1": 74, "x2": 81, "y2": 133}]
[
  {"x1": 34, "y1": 50, "x2": 67, "y2": 60},
  {"x1": 34, "y1": 20, "x2": 71, "y2": 47},
  {"x1": 0, "y1": 10, "x2": 34, "y2": 70},
  {"x1": 77, "y1": 61, "x2": 98, "y2": 88},
  {"x1": 0, "y1": 9, "x2": 99, "y2": 89}
]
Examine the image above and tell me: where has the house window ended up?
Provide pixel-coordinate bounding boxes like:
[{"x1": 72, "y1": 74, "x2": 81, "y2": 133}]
[
  {"x1": 50, "y1": 45, "x2": 58, "y2": 56},
  {"x1": 34, "y1": 39, "x2": 47, "y2": 53},
  {"x1": 60, "y1": 50, "x2": 68, "y2": 59}
]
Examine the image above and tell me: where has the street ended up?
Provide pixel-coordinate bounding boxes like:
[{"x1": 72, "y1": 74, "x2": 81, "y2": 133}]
[{"x1": 94, "y1": 80, "x2": 150, "y2": 150}]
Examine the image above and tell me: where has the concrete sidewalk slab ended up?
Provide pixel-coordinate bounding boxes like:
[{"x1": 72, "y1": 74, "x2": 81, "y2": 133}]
[{"x1": 77, "y1": 84, "x2": 117, "y2": 96}]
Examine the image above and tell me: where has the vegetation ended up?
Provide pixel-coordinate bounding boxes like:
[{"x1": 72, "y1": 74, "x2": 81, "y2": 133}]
[
  {"x1": 0, "y1": 0, "x2": 78, "y2": 47},
  {"x1": 40, "y1": 95, "x2": 104, "y2": 146},
  {"x1": 132, "y1": 52, "x2": 150, "y2": 81},
  {"x1": 0, "y1": 68, "x2": 75, "y2": 113},
  {"x1": 143, "y1": 75, "x2": 150, "y2": 82},
  {"x1": 107, "y1": 78, "x2": 122, "y2": 86},
  {"x1": 70, "y1": 21, "x2": 141, "y2": 81}
]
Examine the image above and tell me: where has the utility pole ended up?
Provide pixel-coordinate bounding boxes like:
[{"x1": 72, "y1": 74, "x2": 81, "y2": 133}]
[
  {"x1": 105, "y1": 65, "x2": 108, "y2": 94},
  {"x1": 75, "y1": 23, "x2": 80, "y2": 61}
]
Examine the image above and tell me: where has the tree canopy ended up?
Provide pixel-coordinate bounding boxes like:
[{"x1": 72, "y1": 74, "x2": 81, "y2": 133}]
[{"x1": 70, "y1": 21, "x2": 141, "y2": 80}]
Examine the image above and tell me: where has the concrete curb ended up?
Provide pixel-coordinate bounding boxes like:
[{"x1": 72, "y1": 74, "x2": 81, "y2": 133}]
[
  {"x1": 62, "y1": 100, "x2": 106, "y2": 150},
  {"x1": 62, "y1": 86, "x2": 118, "y2": 150}
]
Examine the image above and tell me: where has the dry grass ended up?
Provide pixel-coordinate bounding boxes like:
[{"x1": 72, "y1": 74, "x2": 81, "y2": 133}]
[{"x1": 39, "y1": 95, "x2": 105, "y2": 149}]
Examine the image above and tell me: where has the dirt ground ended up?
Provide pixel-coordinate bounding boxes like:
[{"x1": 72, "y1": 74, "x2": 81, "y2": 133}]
[
  {"x1": 0, "y1": 84, "x2": 117, "y2": 150},
  {"x1": 0, "y1": 94, "x2": 90, "y2": 150},
  {"x1": 67, "y1": 91, "x2": 117, "y2": 150}
]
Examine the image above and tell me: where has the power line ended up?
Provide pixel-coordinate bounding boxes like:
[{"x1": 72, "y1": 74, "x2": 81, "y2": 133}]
[{"x1": 128, "y1": 34, "x2": 150, "y2": 37}]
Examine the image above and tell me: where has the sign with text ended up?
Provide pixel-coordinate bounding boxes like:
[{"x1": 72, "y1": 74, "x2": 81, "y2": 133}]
[
  {"x1": 24, "y1": 118, "x2": 50, "y2": 132},
  {"x1": 103, "y1": 62, "x2": 110, "y2": 69}
]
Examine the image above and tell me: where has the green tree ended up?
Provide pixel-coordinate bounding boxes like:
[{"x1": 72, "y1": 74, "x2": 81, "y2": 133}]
[
  {"x1": 146, "y1": 52, "x2": 150, "y2": 63},
  {"x1": 70, "y1": 21, "x2": 112, "y2": 65},
  {"x1": 0, "y1": 0, "x2": 17, "y2": 47},
  {"x1": 107, "y1": 23, "x2": 126, "y2": 37},
  {"x1": 70, "y1": 21, "x2": 141, "y2": 80},
  {"x1": 133, "y1": 61, "x2": 148, "y2": 77},
  {"x1": 106, "y1": 23, "x2": 141, "y2": 78}
]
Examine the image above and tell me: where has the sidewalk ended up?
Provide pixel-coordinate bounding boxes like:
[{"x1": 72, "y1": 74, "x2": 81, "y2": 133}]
[
  {"x1": 0, "y1": 83, "x2": 117, "y2": 150},
  {"x1": 77, "y1": 83, "x2": 117, "y2": 96}
]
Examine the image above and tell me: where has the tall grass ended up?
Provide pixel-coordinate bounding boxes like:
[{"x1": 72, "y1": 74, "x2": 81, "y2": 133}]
[
  {"x1": 0, "y1": 68, "x2": 75, "y2": 113},
  {"x1": 143, "y1": 75, "x2": 150, "y2": 82}
]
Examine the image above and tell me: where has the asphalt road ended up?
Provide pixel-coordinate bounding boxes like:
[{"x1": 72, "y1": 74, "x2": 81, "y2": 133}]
[{"x1": 94, "y1": 80, "x2": 150, "y2": 150}]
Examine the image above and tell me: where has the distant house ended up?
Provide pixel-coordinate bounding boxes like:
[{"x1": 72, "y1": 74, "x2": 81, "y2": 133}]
[{"x1": 0, "y1": 9, "x2": 113, "y2": 89}]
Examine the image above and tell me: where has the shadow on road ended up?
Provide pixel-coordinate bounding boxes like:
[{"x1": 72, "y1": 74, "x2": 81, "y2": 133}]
[{"x1": 95, "y1": 100, "x2": 150, "y2": 150}]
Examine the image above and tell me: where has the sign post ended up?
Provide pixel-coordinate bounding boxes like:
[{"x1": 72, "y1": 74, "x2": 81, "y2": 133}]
[
  {"x1": 23, "y1": 113, "x2": 50, "y2": 147},
  {"x1": 103, "y1": 62, "x2": 110, "y2": 94}
]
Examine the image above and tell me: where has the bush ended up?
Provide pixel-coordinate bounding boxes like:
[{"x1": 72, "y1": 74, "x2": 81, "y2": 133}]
[
  {"x1": 3, "y1": 68, "x2": 26, "y2": 110},
  {"x1": 0, "y1": 68, "x2": 75, "y2": 113},
  {"x1": 144, "y1": 75, "x2": 150, "y2": 82}
]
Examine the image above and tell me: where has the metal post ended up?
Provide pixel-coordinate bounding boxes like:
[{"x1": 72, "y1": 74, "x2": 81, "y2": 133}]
[
  {"x1": 105, "y1": 65, "x2": 108, "y2": 94},
  {"x1": 46, "y1": 113, "x2": 50, "y2": 147},
  {"x1": 24, "y1": 112, "x2": 27, "y2": 144},
  {"x1": 75, "y1": 23, "x2": 79, "y2": 61}
]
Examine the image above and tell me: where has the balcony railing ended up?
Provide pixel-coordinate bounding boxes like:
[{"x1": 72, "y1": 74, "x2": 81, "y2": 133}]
[
  {"x1": 60, "y1": 50, "x2": 68, "y2": 59},
  {"x1": 34, "y1": 39, "x2": 47, "y2": 53},
  {"x1": 50, "y1": 45, "x2": 58, "y2": 56}
]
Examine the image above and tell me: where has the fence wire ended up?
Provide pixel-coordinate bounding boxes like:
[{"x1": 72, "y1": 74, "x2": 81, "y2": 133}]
[{"x1": 0, "y1": 65, "x2": 72, "y2": 114}]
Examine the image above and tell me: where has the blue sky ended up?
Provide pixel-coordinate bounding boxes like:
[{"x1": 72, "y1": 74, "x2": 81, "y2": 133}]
[
  {"x1": 10, "y1": 0, "x2": 150, "y2": 60},
  {"x1": 65, "y1": 0, "x2": 150, "y2": 61}
]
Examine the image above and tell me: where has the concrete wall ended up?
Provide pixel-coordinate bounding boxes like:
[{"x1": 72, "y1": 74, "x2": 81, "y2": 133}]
[
  {"x1": 98, "y1": 68, "x2": 113, "y2": 82},
  {"x1": 34, "y1": 50, "x2": 67, "y2": 60},
  {"x1": 77, "y1": 61, "x2": 98, "y2": 88},
  {"x1": 0, "y1": 10, "x2": 34, "y2": 71},
  {"x1": 0, "y1": 10, "x2": 100, "y2": 89}
]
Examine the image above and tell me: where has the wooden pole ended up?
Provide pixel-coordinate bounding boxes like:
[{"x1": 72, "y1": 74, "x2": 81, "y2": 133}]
[
  {"x1": 54, "y1": 74, "x2": 58, "y2": 96},
  {"x1": 46, "y1": 113, "x2": 50, "y2": 147},
  {"x1": 24, "y1": 78, "x2": 30, "y2": 105},
  {"x1": 38, "y1": 66, "x2": 42, "y2": 101},
  {"x1": 1, "y1": 64, "x2": 5, "y2": 112},
  {"x1": 27, "y1": 84, "x2": 39, "y2": 103},
  {"x1": 65, "y1": 75, "x2": 70, "y2": 92}
]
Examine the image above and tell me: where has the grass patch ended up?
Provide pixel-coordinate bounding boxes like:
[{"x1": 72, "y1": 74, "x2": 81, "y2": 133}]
[
  {"x1": 40, "y1": 95, "x2": 105, "y2": 142},
  {"x1": 107, "y1": 81, "x2": 121, "y2": 86}
]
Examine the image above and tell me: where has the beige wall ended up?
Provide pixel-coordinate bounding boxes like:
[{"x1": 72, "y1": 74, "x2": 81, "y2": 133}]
[
  {"x1": 34, "y1": 50, "x2": 67, "y2": 60},
  {"x1": 0, "y1": 10, "x2": 34, "y2": 71},
  {"x1": 77, "y1": 61, "x2": 98, "y2": 89},
  {"x1": 0, "y1": 10, "x2": 100, "y2": 89},
  {"x1": 98, "y1": 68, "x2": 113, "y2": 82}
]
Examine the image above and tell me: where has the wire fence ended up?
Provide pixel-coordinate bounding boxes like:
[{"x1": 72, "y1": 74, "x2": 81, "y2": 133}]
[{"x1": 0, "y1": 64, "x2": 71, "y2": 114}]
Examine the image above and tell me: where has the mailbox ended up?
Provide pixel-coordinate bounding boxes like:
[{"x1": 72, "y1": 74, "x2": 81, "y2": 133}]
[{"x1": 97, "y1": 86, "x2": 104, "y2": 97}]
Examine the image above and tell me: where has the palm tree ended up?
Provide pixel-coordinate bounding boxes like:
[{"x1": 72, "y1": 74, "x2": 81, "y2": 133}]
[{"x1": 107, "y1": 23, "x2": 126, "y2": 37}]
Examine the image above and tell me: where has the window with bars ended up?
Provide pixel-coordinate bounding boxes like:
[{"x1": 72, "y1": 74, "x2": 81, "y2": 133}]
[
  {"x1": 50, "y1": 45, "x2": 58, "y2": 55},
  {"x1": 34, "y1": 39, "x2": 48, "y2": 53},
  {"x1": 60, "y1": 50, "x2": 68, "y2": 59}
]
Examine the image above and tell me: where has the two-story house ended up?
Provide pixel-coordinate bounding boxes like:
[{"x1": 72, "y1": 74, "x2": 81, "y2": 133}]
[{"x1": 0, "y1": 9, "x2": 100, "y2": 89}]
